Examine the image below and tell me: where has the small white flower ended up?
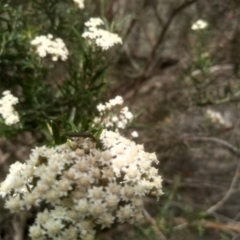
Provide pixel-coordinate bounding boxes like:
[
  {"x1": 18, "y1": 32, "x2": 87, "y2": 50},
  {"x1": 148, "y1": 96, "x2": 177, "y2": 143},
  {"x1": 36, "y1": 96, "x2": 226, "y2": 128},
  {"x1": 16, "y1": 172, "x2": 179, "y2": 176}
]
[
  {"x1": 29, "y1": 224, "x2": 45, "y2": 239},
  {"x1": 121, "y1": 185, "x2": 135, "y2": 201},
  {"x1": 0, "y1": 179, "x2": 13, "y2": 197},
  {"x1": 134, "y1": 181, "x2": 149, "y2": 197},
  {"x1": 43, "y1": 218, "x2": 64, "y2": 238},
  {"x1": 88, "y1": 186, "x2": 104, "y2": 200},
  {"x1": 23, "y1": 193, "x2": 39, "y2": 209},
  {"x1": 131, "y1": 197, "x2": 144, "y2": 208},
  {"x1": 34, "y1": 181, "x2": 49, "y2": 196},
  {"x1": 50, "y1": 206, "x2": 67, "y2": 220},
  {"x1": 61, "y1": 226, "x2": 78, "y2": 239},
  {"x1": 97, "y1": 103, "x2": 106, "y2": 112},
  {"x1": 105, "y1": 182, "x2": 121, "y2": 195},
  {"x1": 123, "y1": 165, "x2": 140, "y2": 182},
  {"x1": 131, "y1": 131, "x2": 138, "y2": 138},
  {"x1": 116, "y1": 120, "x2": 124, "y2": 129},
  {"x1": 35, "y1": 209, "x2": 51, "y2": 225},
  {"x1": 97, "y1": 213, "x2": 115, "y2": 229},
  {"x1": 75, "y1": 199, "x2": 90, "y2": 216},
  {"x1": 104, "y1": 193, "x2": 119, "y2": 209},
  {"x1": 191, "y1": 19, "x2": 208, "y2": 30},
  {"x1": 45, "y1": 189, "x2": 60, "y2": 203},
  {"x1": 90, "y1": 199, "x2": 107, "y2": 217},
  {"x1": 116, "y1": 205, "x2": 133, "y2": 223},
  {"x1": 84, "y1": 18, "x2": 103, "y2": 28},
  {"x1": 111, "y1": 116, "x2": 118, "y2": 122},
  {"x1": 109, "y1": 96, "x2": 123, "y2": 106},
  {"x1": 5, "y1": 196, "x2": 23, "y2": 213},
  {"x1": 206, "y1": 108, "x2": 232, "y2": 127},
  {"x1": 53, "y1": 178, "x2": 72, "y2": 196}
]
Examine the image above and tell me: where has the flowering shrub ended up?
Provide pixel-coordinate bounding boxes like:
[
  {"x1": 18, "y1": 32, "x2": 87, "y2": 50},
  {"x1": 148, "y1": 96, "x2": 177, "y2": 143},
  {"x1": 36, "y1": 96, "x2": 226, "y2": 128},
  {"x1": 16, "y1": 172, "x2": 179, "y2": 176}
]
[
  {"x1": 0, "y1": 1, "x2": 122, "y2": 139},
  {"x1": 0, "y1": 1, "x2": 163, "y2": 239},
  {"x1": 0, "y1": 130, "x2": 163, "y2": 239}
]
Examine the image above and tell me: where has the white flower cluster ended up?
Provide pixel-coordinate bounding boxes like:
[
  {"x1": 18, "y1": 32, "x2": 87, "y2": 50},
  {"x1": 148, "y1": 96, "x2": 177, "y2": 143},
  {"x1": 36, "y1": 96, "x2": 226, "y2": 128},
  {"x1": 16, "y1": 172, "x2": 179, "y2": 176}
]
[
  {"x1": 94, "y1": 96, "x2": 137, "y2": 136},
  {"x1": 73, "y1": 0, "x2": 84, "y2": 9},
  {"x1": 0, "y1": 90, "x2": 19, "y2": 125},
  {"x1": 82, "y1": 18, "x2": 122, "y2": 50},
  {"x1": 30, "y1": 34, "x2": 69, "y2": 61},
  {"x1": 0, "y1": 130, "x2": 163, "y2": 240},
  {"x1": 191, "y1": 19, "x2": 208, "y2": 30},
  {"x1": 206, "y1": 109, "x2": 232, "y2": 128}
]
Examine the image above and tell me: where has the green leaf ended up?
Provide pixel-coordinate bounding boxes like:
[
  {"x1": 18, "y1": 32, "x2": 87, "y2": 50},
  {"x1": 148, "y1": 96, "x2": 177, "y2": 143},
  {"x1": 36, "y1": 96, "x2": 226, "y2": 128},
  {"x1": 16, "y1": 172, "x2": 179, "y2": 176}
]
[
  {"x1": 67, "y1": 120, "x2": 78, "y2": 132},
  {"x1": 91, "y1": 66, "x2": 108, "y2": 84}
]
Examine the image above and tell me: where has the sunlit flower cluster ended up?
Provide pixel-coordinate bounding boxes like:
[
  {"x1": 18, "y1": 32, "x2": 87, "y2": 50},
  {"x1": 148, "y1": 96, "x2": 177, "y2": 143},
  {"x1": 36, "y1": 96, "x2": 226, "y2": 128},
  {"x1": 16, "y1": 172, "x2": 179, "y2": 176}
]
[
  {"x1": 191, "y1": 19, "x2": 208, "y2": 30},
  {"x1": 94, "y1": 96, "x2": 137, "y2": 135},
  {"x1": 0, "y1": 130, "x2": 163, "y2": 240},
  {"x1": 73, "y1": 0, "x2": 84, "y2": 9},
  {"x1": 82, "y1": 17, "x2": 122, "y2": 50},
  {"x1": 0, "y1": 90, "x2": 19, "y2": 125},
  {"x1": 30, "y1": 34, "x2": 69, "y2": 61}
]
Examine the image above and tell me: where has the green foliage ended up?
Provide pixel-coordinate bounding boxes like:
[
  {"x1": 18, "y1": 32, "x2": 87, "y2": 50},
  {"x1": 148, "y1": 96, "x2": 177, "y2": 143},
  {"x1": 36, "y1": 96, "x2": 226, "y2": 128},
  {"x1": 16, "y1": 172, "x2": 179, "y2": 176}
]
[
  {"x1": 0, "y1": 0, "x2": 119, "y2": 143},
  {"x1": 182, "y1": 25, "x2": 240, "y2": 106}
]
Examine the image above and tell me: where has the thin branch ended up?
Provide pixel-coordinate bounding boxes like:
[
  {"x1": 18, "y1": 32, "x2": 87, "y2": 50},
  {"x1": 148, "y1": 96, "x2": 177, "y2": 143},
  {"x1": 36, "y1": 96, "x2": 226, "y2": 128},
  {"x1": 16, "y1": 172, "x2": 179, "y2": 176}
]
[
  {"x1": 173, "y1": 135, "x2": 240, "y2": 231},
  {"x1": 233, "y1": 211, "x2": 240, "y2": 221},
  {"x1": 232, "y1": 234, "x2": 240, "y2": 240},
  {"x1": 150, "y1": 0, "x2": 197, "y2": 59},
  {"x1": 164, "y1": 178, "x2": 227, "y2": 191},
  {"x1": 181, "y1": 136, "x2": 240, "y2": 155},
  {"x1": 151, "y1": 1, "x2": 164, "y2": 27},
  {"x1": 143, "y1": 208, "x2": 167, "y2": 240},
  {"x1": 205, "y1": 159, "x2": 240, "y2": 215},
  {"x1": 182, "y1": 135, "x2": 240, "y2": 214},
  {"x1": 174, "y1": 217, "x2": 240, "y2": 233},
  {"x1": 142, "y1": 0, "x2": 197, "y2": 76}
]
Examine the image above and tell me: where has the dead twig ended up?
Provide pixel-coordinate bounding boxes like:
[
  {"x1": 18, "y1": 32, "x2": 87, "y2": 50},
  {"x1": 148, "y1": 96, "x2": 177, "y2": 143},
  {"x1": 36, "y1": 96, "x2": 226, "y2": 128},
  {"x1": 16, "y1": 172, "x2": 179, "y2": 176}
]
[
  {"x1": 205, "y1": 159, "x2": 240, "y2": 215},
  {"x1": 181, "y1": 136, "x2": 240, "y2": 155},
  {"x1": 182, "y1": 135, "x2": 240, "y2": 214},
  {"x1": 172, "y1": 135, "x2": 240, "y2": 231},
  {"x1": 174, "y1": 217, "x2": 240, "y2": 233}
]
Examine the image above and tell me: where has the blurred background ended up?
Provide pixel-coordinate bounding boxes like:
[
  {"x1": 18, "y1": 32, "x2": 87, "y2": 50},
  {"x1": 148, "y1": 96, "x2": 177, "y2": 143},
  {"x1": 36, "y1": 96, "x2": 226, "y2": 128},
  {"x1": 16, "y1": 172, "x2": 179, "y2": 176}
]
[{"x1": 2, "y1": 0, "x2": 240, "y2": 239}]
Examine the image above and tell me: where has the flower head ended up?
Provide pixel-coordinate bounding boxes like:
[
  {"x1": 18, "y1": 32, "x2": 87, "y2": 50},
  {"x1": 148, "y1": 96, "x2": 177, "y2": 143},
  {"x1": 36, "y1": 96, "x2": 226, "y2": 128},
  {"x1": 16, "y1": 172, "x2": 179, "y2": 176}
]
[
  {"x1": 82, "y1": 18, "x2": 122, "y2": 50},
  {"x1": 0, "y1": 90, "x2": 19, "y2": 125},
  {"x1": 1, "y1": 130, "x2": 163, "y2": 239},
  {"x1": 31, "y1": 35, "x2": 69, "y2": 61},
  {"x1": 191, "y1": 19, "x2": 208, "y2": 30},
  {"x1": 94, "y1": 96, "x2": 134, "y2": 133},
  {"x1": 73, "y1": 0, "x2": 84, "y2": 9}
]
